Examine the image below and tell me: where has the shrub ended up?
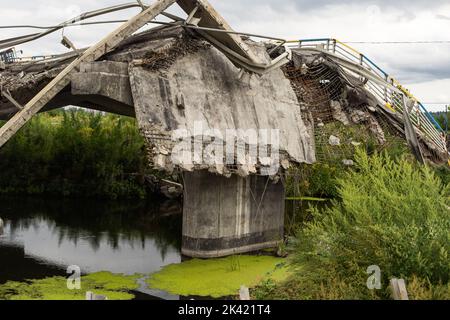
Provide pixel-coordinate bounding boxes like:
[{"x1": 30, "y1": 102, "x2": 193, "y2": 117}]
[
  {"x1": 266, "y1": 149, "x2": 450, "y2": 300},
  {"x1": 0, "y1": 109, "x2": 152, "y2": 199}
]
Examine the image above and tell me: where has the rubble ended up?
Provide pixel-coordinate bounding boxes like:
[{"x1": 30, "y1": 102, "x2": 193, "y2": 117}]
[
  {"x1": 283, "y1": 49, "x2": 448, "y2": 164},
  {"x1": 329, "y1": 135, "x2": 341, "y2": 146},
  {"x1": 330, "y1": 100, "x2": 350, "y2": 125}
]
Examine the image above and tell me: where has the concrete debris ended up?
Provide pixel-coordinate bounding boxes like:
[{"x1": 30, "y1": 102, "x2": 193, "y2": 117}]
[
  {"x1": 286, "y1": 49, "x2": 448, "y2": 163},
  {"x1": 342, "y1": 159, "x2": 354, "y2": 166},
  {"x1": 237, "y1": 165, "x2": 250, "y2": 178},
  {"x1": 349, "y1": 110, "x2": 386, "y2": 144},
  {"x1": 160, "y1": 182, "x2": 183, "y2": 199},
  {"x1": 329, "y1": 135, "x2": 341, "y2": 146},
  {"x1": 350, "y1": 109, "x2": 370, "y2": 124},
  {"x1": 281, "y1": 159, "x2": 290, "y2": 170},
  {"x1": 128, "y1": 28, "x2": 315, "y2": 178},
  {"x1": 154, "y1": 154, "x2": 168, "y2": 171},
  {"x1": 140, "y1": 35, "x2": 210, "y2": 72},
  {"x1": 300, "y1": 63, "x2": 308, "y2": 75},
  {"x1": 330, "y1": 100, "x2": 350, "y2": 125},
  {"x1": 239, "y1": 286, "x2": 251, "y2": 301},
  {"x1": 368, "y1": 115, "x2": 387, "y2": 145}
]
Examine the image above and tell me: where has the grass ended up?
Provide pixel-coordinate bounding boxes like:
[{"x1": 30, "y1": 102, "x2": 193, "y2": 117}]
[
  {"x1": 258, "y1": 149, "x2": 450, "y2": 300},
  {"x1": 285, "y1": 121, "x2": 410, "y2": 200},
  {"x1": 147, "y1": 255, "x2": 289, "y2": 298}
]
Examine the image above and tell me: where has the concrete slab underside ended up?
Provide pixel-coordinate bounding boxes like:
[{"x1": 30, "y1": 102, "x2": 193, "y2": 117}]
[{"x1": 182, "y1": 171, "x2": 284, "y2": 258}]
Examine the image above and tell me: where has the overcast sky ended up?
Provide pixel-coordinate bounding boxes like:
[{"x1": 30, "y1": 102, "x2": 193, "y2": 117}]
[{"x1": 1, "y1": 0, "x2": 450, "y2": 111}]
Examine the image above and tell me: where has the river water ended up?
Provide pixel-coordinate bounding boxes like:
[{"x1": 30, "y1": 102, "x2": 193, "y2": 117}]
[
  {"x1": 0, "y1": 196, "x2": 182, "y2": 299},
  {"x1": 0, "y1": 196, "x2": 318, "y2": 300}
]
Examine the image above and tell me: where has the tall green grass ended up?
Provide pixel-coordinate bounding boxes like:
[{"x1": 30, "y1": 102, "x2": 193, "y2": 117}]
[
  {"x1": 257, "y1": 149, "x2": 450, "y2": 300},
  {"x1": 0, "y1": 109, "x2": 151, "y2": 199}
]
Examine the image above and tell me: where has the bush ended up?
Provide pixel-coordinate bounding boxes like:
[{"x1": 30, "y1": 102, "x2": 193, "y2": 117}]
[
  {"x1": 286, "y1": 163, "x2": 342, "y2": 199},
  {"x1": 0, "y1": 109, "x2": 153, "y2": 199},
  {"x1": 285, "y1": 122, "x2": 410, "y2": 200},
  {"x1": 262, "y1": 149, "x2": 450, "y2": 300}
]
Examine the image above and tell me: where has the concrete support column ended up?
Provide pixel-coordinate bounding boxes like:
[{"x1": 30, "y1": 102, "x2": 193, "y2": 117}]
[{"x1": 182, "y1": 171, "x2": 285, "y2": 258}]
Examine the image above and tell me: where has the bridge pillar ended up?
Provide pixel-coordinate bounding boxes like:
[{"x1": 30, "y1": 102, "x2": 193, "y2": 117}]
[{"x1": 182, "y1": 171, "x2": 285, "y2": 258}]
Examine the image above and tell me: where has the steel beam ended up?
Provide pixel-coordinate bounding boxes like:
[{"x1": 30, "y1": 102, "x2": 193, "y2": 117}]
[
  {"x1": 177, "y1": 0, "x2": 264, "y2": 65},
  {"x1": 0, "y1": 0, "x2": 176, "y2": 148}
]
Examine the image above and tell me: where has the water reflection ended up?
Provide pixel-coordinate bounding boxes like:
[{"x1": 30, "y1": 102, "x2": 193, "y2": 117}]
[{"x1": 0, "y1": 196, "x2": 182, "y2": 285}]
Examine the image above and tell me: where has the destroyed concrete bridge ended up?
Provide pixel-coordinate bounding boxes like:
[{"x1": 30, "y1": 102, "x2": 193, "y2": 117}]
[{"x1": 0, "y1": 0, "x2": 448, "y2": 258}]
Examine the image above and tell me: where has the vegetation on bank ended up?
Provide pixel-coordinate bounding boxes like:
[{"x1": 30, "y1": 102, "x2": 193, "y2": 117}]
[
  {"x1": 256, "y1": 150, "x2": 450, "y2": 300},
  {"x1": 0, "y1": 109, "x2": 152, "y2": 199},
  {"x1": 0, "y1": 110, "x2": 446, "y2": 201},
  {"x1": 0, "y1": 272, "x2": 140, "y2": 300},
  {"x1": 432, "y1": 110, "x2": 450, "y2": 133},
  {"x1": 0, "y1": 110, "x2": 448, "y2": 300},
  {"x1": 285, "y1": 122, "x2": 411, "y2": 200}
]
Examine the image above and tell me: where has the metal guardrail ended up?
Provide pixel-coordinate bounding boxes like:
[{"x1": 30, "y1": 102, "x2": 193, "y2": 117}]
[
  {"x1": 0, "y1": 48, "x2": 18, "y2": 63},
  {"x1": 287, "y1": 38, "x2": 447, "y2": 155},
  {"x1": 0, "y1": 47, "x2": 58, "y2": 64}
]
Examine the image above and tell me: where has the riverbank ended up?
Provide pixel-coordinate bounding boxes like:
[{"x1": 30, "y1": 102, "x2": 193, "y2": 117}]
[
  {"x1": 0, "y1": 194, "x2": 287, "y2": 300},
  {"x1": 1, "y1": 110, "x2": 449, "y2": 300},
  {"x1": 0, "y1": 109, "x2": 159, "y2": 199},
  {"x1": 254, "y1": 150, "x2": 450, "y2": 300}
]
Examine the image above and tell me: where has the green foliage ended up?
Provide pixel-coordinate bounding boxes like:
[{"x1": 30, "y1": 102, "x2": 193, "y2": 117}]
[
  {"x1": 0, "y1": 109, "x2": 152, "y2": 199},
  {"x1": 431, "y1": 110, "x2": 450, "y2": 133},
  {"x1": 314, "y1": 122, "x2": 379, "y2": 164},
  {"x1": 147, "y1": 255, "x2": 289, "y2": 298},
  {"x1": 0, "y1": 272, "x2": 140, "y2": 300},
  {"x1": 285, "y1": 122, "x2": 409, "y2": 200},
  {"x1": 263, "y1": 150, "x2": 450, "y2": 300},
  {"x1": 433, "y1": 165, "x2": 450, "y2": 187},
  {"x1": 286, "y1": 163, "x2": 342, "y2": 199},
  {"x1": 407, "y1": 276, "x2": 450, "y2": 300}
]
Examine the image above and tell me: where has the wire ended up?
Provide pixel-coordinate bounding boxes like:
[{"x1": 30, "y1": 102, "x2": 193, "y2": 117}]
[
  {"x1": 0, "y1": 2, "x2": 143, "y2": 50},
  {"x1": 0, "y1": 20, "x2": 129, "y2": 30},
  {"x1": 0, "y1": 20, "x2": 286, "y2": 43}
]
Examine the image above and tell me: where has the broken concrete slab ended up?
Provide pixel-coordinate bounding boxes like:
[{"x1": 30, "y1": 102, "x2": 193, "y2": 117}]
[
  {"x1": 71, "y1": 61, "x2": 134, "y2": 107},
  {"x1": 128, "y1": 31, "x2": 315, "y2": 177},
  {"x1": 330, "y1": 100, "x2": 350, "y2": 125},
  {"x1": 329, "y1": 135, "x2": 341, "y2": 146}
]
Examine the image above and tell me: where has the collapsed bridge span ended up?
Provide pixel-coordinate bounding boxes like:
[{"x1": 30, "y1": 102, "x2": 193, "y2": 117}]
[{"x1": 0, "y1": 0, "x2": 447, "y2": 258}]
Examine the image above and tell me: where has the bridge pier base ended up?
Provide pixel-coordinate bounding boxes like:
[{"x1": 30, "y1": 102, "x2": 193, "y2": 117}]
[{"x1": 181, "y1": 171, "x2": 285, "y2": 258}]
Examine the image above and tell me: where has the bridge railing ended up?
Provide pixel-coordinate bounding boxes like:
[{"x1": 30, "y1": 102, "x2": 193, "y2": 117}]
[{"x1": 286, "y1": 38, "x2": 448, "y2": 155}]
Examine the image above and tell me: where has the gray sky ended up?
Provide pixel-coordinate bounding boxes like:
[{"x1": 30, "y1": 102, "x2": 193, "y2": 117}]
[{"x1": 1, "y1": 0, "x2": 450, "y2": 111}]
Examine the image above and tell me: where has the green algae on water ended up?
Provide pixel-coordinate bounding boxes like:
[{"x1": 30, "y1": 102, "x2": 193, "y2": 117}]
[
  {"x1": 0, "y1": 272, "x2": 140, "y2": 300},
  {"x1": 147, "y1": 255, "x2": 289, "y2": 298}
]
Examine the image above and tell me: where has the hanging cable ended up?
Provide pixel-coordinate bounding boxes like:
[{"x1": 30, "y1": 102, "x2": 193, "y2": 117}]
[{"x1": 0, "y1": 2, "x2": 144, "y2": 50}]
